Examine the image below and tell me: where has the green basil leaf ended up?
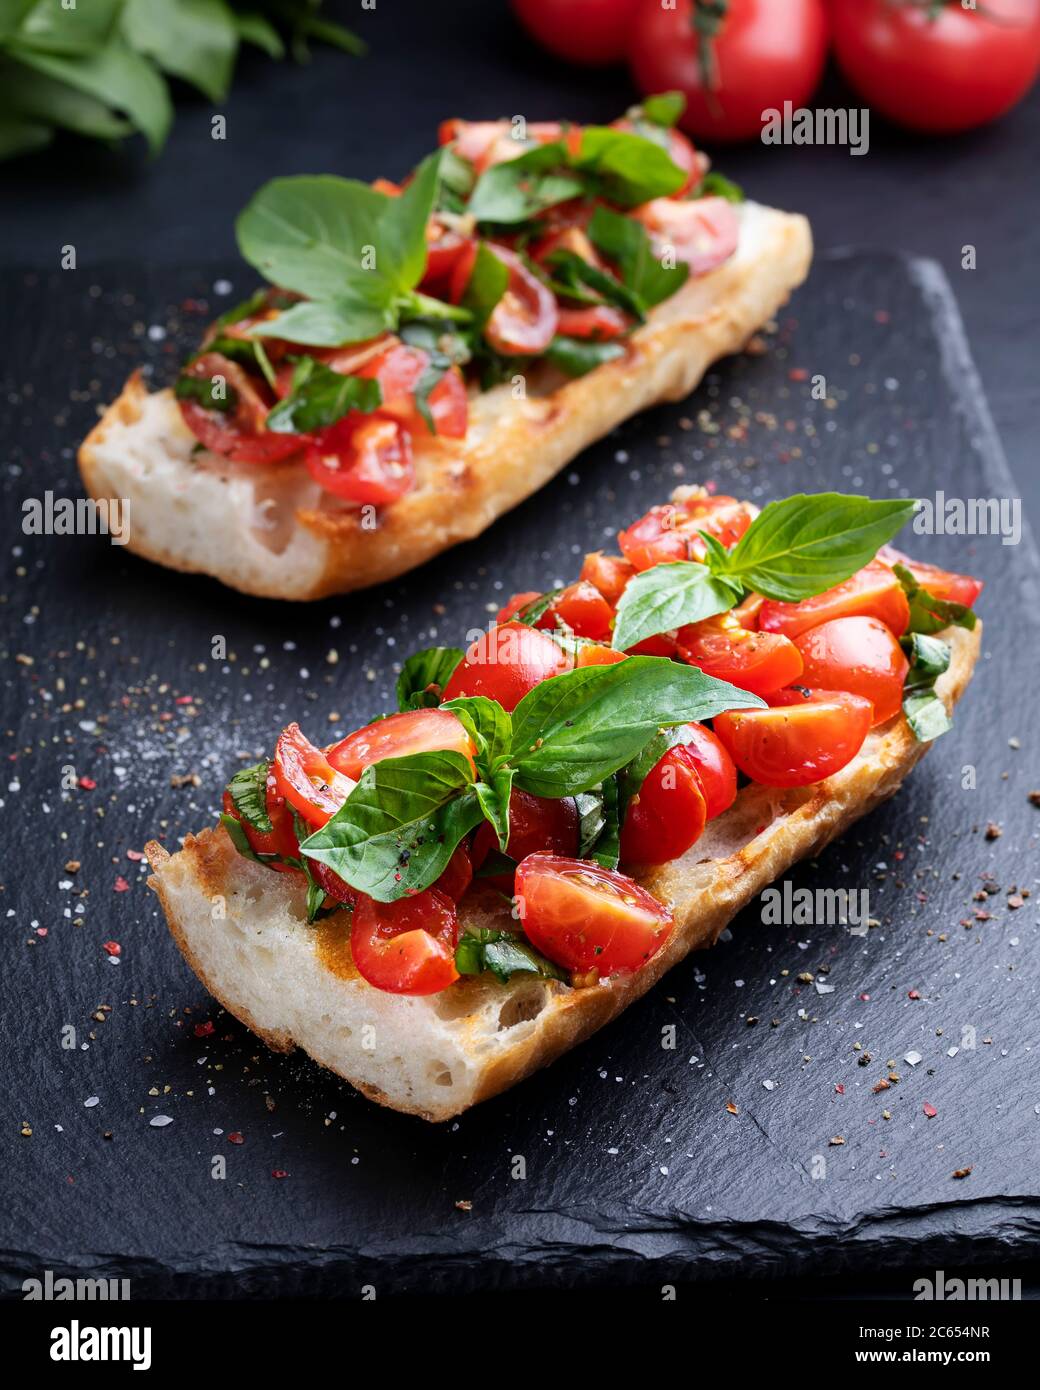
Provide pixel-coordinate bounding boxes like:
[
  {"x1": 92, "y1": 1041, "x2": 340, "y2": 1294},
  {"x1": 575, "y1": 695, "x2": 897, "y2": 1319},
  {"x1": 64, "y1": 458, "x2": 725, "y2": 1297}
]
[
  {"x1": 903, "y1": 632, "x2": 952, "y2": 683},
  {"x1": 251, "y1": 284, "x2": 395, "y2": 347},
  {"x1": 13, "y1": 0, "x2": 122, "y2": 54},
  {"x1": 195, "y1": 332, "x2": 275, "y2": 388},
  {"x1": 576, "y1": 126, "x2": 687, "y2": 207},
  {"x1": 474, "y1": 848, "x2": 517, "y2": 880},
  {"x1": 475, "y1": 769, "x2": 514, "y2": 853},
  {"x1": 396, "y1": 647, "x2": 465, "y2": 711},
  {"x1": 220, "y1": 811, "x2": 269, "y2": 864},
  {"x1": 226, "y1": 759, "x2": 272, "y2": 833},
  {"x1": 712, "y1": 494, "x2": 917, "y2": 603},
  {"x1": 510, "y1": 656, "x2": 763, "y2": 797},
  {"x1": 641, "y1": 91, "x2": 686, "y2": 128},
  {"x1": 379, "y1": 151, "x2": 444, "y2": 294},
  {"x1": 612, "y1": 561, "x2": 742, "y2": 652},
  {"x1": 694, "y1": 171, "x2": 745, "y2": 204},
  {"x1": 122, "y1": 0, "x2": 238, "y2": 105},
  {"x1": 232, "y1": 11, "x2": 284, "y2": 59},
  {"x1": 436, "y1": 146, "x2": 476, "y2": 213},
  {"x1": 305, "y1": 877, "x2": 329, "y2": 923},
  {"x1": 544, "y1": 247, "x2": 645, "y2": 319},
  {"x1": 0, "y1": 52, "x2": 132, "y2": 138},
  {"x1": 575, "y1": 778, "x2": 620, "y2": 870},
  {"x1": 587, "y1": 205, "x2": 688, "y2": 310},
  {"x1": 174, "y1": 373, "x2": 236, "y2": 413},
  {"x1": 544, "y1": 335, "x2": 626, "y2": 378},
  {"x1": 900, "y1": 633, "x2": 954, "y2": 743},
  {"x1": 299, "y1": 750, "x2": 482, "y2": 902},
  {"x1": 467, "y1": 140, "x2": 584, "y2": 224},
  {"x1": 455, "y1": 928, "x2": 565, "y2": 984},
  {"x1": 893, "y1": 564, "x2": 978, "y2": 636},
  {"x1": 441, "y1": 696, "x2": 512, "y2": 771},
  {"x1": 460, "y1": 241, "x2": 510, "y2": 327},
  {"x1": 265, "y1": 357, "x2": 382, "y2": 433},
  {"x1": 902, "y1": 686, "x2": 953, "y2": 743}
]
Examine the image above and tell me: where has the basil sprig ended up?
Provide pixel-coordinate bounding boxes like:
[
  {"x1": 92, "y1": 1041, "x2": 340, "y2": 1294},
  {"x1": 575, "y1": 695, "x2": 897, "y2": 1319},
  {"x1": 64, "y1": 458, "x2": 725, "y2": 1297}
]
[
  {"x1": 266, "y1": 357, "x2": 382, "y2": 434},
  {"x1": 612, "y1": 563, "x2": 741, "y2": 653}
]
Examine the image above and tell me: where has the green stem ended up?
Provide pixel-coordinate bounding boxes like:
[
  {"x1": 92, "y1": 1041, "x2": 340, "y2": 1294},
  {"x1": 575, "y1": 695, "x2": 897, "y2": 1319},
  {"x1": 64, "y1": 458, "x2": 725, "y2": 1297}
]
[{"x1": 397, "y1": 292, "x2": 474, "y2": 326}]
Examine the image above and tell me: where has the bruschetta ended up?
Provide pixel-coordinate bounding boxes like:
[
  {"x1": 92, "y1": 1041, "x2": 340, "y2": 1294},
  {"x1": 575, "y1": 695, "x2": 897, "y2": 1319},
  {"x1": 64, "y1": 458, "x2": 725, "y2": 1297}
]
[
  {"x1": 146, "y1": 489, "x2": 983, "y2": 1119},
  {"x1": 80, "y1": 98, "x2": 812, "y2": 600}
]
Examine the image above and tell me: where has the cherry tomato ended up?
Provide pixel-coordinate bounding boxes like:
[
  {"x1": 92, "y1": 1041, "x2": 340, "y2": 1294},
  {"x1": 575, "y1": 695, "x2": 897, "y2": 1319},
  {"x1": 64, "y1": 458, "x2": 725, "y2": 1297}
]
[
  {"x1": 473, "y1": 787, "x2": 580, "y2": 877},
  {"x1": 794, "y1": 616, "x2": 908, "y2": 727},
  {"x1": 673, "y1": 722, "x2": 737, "y2": 820},
  {"x1": 422, "y1": 229, "x2": 474, "y2": 294},
  {"x1": 433, "y1": 842, "x2": 474, "y2": 903},
  {"x1": 878, "y1": 547, "x2": 984, "y2": 609},
  {"x1": 831, "y1": 0, "x2": 1040, "y2": 135},
  {"x1": 632, "y1": 196, "x2": 739, "y2": 276},
  {"x1": 630, "y1": 0, "x2": 830, "y2": 144},
  {"x1": 177, "y1": 353, "x2": 303, "y2": 465},
  {"x1": 272, "y1": 724, "x2": 356, "y2": 829},
  {"x1": 625, "y1": 633, "x2": 676, "y2": 658},
  {"x1": 309, "y1": 858, "x2": 360, "y2": 908},
  {"x1": 555, "y1": 305, "x2": 630, "y2": 339},
  {"x1": 357, "y1": 343, "x2": 468, "y2": 439},
  {"x1": 221, "y1": 779, "x2": 300, "y2": 869},
  {"x1": 620, "y1": 744, "x2": 708, "y2": 865},
  {"x1": 758, "y1": 560, "x2": 911, "y2": 641},
  {"x1": 575, "y1": 643, "x2": 627, "y2": 668},
  {"x1": 327, "y1": 708, "x2": 476, "y2": 780},
  {"x1": 304, "y1": 415, "x2": 415, "y2": 504},
  {"x1": 515, "y1": 853, "x2": 673, "y2": 977},
  {"x1": 512, "y1": 0, "x2": 640, "y2": 65},
  {"x1": 535, "y1": 581, "x2": 615, "y2": 641},
  {"x1": 441, "y1": 621, "x2": 573, "y2": 712},
  {"x1": 677, "y1": 613, "x2": 803, "y2": 696},
  {"x1": 454, "y1": 244, "x2": 559, "y2": 355},
  {"x1": 579, "y1": 551, "x2": 636, "y2": 606},
  {"x1": 350, "y1": 888, "x2": 459, "y2": 995},
  {"x1": 714, "y1": 689, "x2": 873, "y2": 788},
  {"x1": 618, "y1": 495, "x2": 753, "y2": 571}
]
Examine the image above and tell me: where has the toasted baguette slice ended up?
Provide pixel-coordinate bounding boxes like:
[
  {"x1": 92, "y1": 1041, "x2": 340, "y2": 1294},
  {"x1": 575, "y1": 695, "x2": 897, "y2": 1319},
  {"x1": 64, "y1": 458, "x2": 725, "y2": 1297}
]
[
  {"x1": 146, "y1": 622, "x2": 979, "y2": 1122},
  {"x1": 80, "y1": 202, "x2": 811, "y2": 601}
]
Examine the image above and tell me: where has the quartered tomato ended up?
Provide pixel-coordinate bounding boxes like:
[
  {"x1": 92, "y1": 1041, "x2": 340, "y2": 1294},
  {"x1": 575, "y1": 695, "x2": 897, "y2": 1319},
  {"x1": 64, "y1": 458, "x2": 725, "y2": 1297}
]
[
  {"x1": 515, "y1": 853, "x2": 673, "y2": 977},
  {"x1": 433, "y1": 842, "x2": 474, "y2": 903},
  {"x1": 632, "y1": 196, "x2": 740, "y2": 276},
  {"x1": 304, "y1": 415, "x2": 415, "y2": 504},
  {"x1": 536, "y1": 582, "x2": 614, "y2": 641},
  {"x1": 579, "y1": 551, "x2": 636, "y2": 606},
  {"x1": 714, "y1": 689, "x2": 873, "y2": 788},
  {"x1": 794, "y1": 616, "x2": 908, "y2": 726},
  {"x1": 272, "y1": 724, "x2": 356, "y2": 828},
  {"x1": 555, "y1": 305, "x2": 630, "y2": 340},
  {"x1": 620, "y1": 744, "x2": 708, "y2": 866},
  {"x1": 221, "y1": 779, "x2": 300, "y2": 869},
  {"x1": 878, "y1": 547, "x2": 984, "y2": 609},
  {"x1": 618, "y1": 495, "x2": 753, "y2": 571},
  {"x1": 350, "y1": 888, "x2": 459, "y2": 995},
  {"x1": 575, "y1": 643, "x2": 627, "y2": 668},
  {"x1": 758, "y1": 559, "x2": 910, "y2": 640},
  {"x1": 625, "y1": 632, "x2": 677, "y2": 658},
  {"x1": 327, "y1": 708, "x2": 477, "y2": 780},
  {"x1": 453, "y1": 243, "x2": 559, "y2": 355},
  {"x1": 357, "y1": 343, "x2": 468, "y2": 439},
  {"x1": 178, "y1": 352, "x2": 303, "y2": 466},
  {"x1": 676, "y1": 613, "x2": 803, "y2": 697},
  {"x1": 441, "y1": 621, "x2": 573, "y2": 712},
  {"x1": 673, "y1": 722, "x2": 738, "y2": 820}
]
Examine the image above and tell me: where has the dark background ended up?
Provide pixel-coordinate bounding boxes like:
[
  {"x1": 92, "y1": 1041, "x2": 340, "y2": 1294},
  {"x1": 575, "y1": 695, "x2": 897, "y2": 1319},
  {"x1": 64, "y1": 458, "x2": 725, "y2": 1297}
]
[{"x1": 1, "y1": 0, "x2": 1037, "y2": 519}]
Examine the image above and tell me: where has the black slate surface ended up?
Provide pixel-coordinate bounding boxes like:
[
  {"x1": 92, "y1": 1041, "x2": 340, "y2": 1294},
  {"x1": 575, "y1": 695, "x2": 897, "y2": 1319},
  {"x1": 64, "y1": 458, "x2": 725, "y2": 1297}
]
[{"x1": 1, "y1": 250, "x2": 1038, "y2": 1299}]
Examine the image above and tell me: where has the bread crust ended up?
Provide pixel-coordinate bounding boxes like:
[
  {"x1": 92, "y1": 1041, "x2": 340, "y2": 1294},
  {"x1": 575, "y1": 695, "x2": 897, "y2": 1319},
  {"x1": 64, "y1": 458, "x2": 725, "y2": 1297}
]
[
  {"x1": 147, "y1": 621, "x2": 979, "y2": 1121},
  {"x1": 80, "y1": 203, "x2": 812, "y2": 601}
]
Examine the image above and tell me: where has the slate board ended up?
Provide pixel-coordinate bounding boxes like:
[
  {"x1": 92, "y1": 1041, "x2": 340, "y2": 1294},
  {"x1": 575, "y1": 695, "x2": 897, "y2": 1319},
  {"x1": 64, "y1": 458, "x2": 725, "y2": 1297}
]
[{"x1": 1, "y1": 251, "x2": 1038, "y2": 1299}]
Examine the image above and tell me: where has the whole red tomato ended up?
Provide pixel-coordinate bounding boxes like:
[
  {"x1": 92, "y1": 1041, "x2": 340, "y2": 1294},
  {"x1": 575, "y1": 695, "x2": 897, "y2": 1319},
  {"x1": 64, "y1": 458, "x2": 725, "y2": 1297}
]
[
  {"x1": 630, "y1": 0, "x2": 829, "y2": 143},
  {"x1": 512, "y1": 0, "x2": 640, "y2": 66},
  {"x1": 831, "y1": 0, "x2": 1040, "y2": 134}
]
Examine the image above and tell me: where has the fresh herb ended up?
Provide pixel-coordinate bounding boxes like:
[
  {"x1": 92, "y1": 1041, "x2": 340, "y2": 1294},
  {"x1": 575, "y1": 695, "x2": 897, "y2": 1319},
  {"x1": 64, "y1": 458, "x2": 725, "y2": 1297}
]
[
  {"x1": 543, "y1": 248, "x2": 644, "y2": 321},
  {"x1": 225, "y1": 759, "x2": 272, "y2": 833},
  {"x1": 396, "y1": 646, "x2": 465, "y2": 711},
  {"x1": 173, "y1": 373, "x2": 237, "y2": 413},
  {"x1": 265, "y1": 357, "x2": 382, "y2": 434},
  {"x1": 640, "y1": 91, "x2": 686, "y2": 128},
  {"x1": 467, "y1": 140, "x2": 586, "y2": 225},
  {"x1": 894, "y1": 564, "x2": 977, "y2": 635},
  {"x1": 436, "y1": 146, "x2": 477, "y2": 214},
  {"x1": 575, "y1": 126, "x2": 688, "y2": 207},
  {"x1": 544, "y1": 336, "x2": 626, "y2": 378},
  {"x1": 694, "y1": 171, "x2": 744, "y2": 203},
  {"x1": 612, "y1": 562, "x2": 741, "y2": 652},
  {"x1": 197, "y1": 333, "x2": 277, "y2": 390},
  {"x1": 575, "y1": 778, "x2": 621, "y2": 871},
  {"x1": 901, "y1": 632, "x2": 953, "y2": 742},
  {"x1": 220, "y1": 811, "x2": 268, "y2": 863},
  {"x1": 455, "y1": 928, "x2": 565, "y2": 983},
  {"x1": 587, "y1": 205, "x2": 689, "y2": 310},
  {"x1": 459, "y1": 242, "x2": 511, "y2": 326}
]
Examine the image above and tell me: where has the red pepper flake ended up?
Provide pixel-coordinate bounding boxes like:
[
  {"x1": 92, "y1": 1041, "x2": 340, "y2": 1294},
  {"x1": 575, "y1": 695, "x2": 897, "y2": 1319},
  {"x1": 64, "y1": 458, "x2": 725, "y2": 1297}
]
[
  {"x1": 113, "y1": 877, "x2": 130, "y2": 893},
  {"x1": 834, "y1": 1084, "x2": 845, "y2": 1095},
  {"x1": 923, "y1": 1102, "x2": 938, "y2": 1119},
  {"x1": 194, "y1": 1021, "x2": 215, "y2": 1037},
  {"x1": 874, "y1": 309, "x2": 890, "y2": 324},
  {"x1": 788, "y1": 367, "x2": 809, "y2": 382},
  {"x1": 36, "y1": 927, "x2": 47, "y2": 937},
  {"x1": 859, "y1": 992, "x2": 871, "y2": 1002},
  {"x1": 272, "y1": 1169, "x2": 289, "y2": 1179},
  {"x1": 908, "y1": 989, "x2": 921, "y2": 1000},
  {"x1": 102, "y1": 940, "x2": 121, "y2": 956},
  {"x1": 175, "y1": 695, "x2": 196, "y2": 705},
  {"x1": 77, "y1": 775, "x2": 96, "y2": 790},
  {"x1": 228, "y1": 1131, "x2": 245, "y2": 1144},
  {"x1": 894, "y1": 850, "x2": 905, "y2": 861},
  {"x1": 126, "y1": 849, "x2": 144, "y2": 861}
]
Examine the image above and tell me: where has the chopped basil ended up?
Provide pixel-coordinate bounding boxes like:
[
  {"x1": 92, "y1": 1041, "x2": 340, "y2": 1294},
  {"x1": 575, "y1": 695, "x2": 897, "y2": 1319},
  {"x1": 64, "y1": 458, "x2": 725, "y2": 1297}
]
[
  {"x1": 640, "y1": 91, "x2": 686, "y2": 128},
  {"x1": 544, "y1": 336, "x2": 626, "y2": 378},
  {"x1": 587, "y1": 205, "x2": 689, "y2": 310},
  {"x1": 575, "y1": 777, "x2": 620, "y2": 871},
  {"x1": 894, "y1": 563, "x2": 977, "y2": 636},
  {"x1": 396, "y1": 646, "x2": 466, "y2": 710},
  {"x1": 226, "y1": 759, "x2": 273, "y2": 833},
  {"x1": 455, "y1": 928, "x2": 565, "y2": 984},
  {"x1": 173, "y1": 373, "x2": 237, "y2": 413},
  {"x1": 693, "y1": 171, "x2": 744, "y2": 204},
  {"x1": 265, "y1": 356, "x2": 382, "y2": 434},
  {"x1": 901, "y1": 632, "x2": 954, "y2": 743}
]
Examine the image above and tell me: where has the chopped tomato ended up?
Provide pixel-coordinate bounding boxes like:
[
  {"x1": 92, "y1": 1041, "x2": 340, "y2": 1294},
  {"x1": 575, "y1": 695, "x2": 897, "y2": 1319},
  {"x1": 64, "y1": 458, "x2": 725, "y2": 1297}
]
[
  {"x1": 327, "y1": 708, "x2": 476, "y2": 780},
  {"x1": 497, "y1": 591, "x2": 542, "y2": 623},
  {"x1": 555, "y1": 305, "x2": 630, "y2": 340},
  {"x1": 579, "y1": 551, "x2": 636, "y2": 606},
  {"x1": 534, "y1": 581, "x2": 614, "y2": 641},
  {"x1": 673, "y1": 722, "x2": 738, "y2": 820},
  {"x1": 422, "y1": 229, "x2": 474, "y2": 294},
  {"x1": 472, "y1": 787, "x2": 580, "y2": 881},
  {"x1": 618, "y1": 495, "x2": 753, "y2": 571},
  {"x1": 272, "y1": 724, "x2": 356, "y2": 829},
  {"x1": 309, "y1": 858, "x2": 360, "y2": 908},
  {"x1": 794, "y1": 616, "x2": 909, "y2": 727},
  {"x1": 529, "y1": 225, "x2": 605, "y2": 270},
  {"x1": 878, "y1": 546, "x2": 984, "y2": 609},
  {"x1": 515, "y1": 853, "x2": 673, "y2": 977},
  {"x1": 714, "y1": 689, "x2": 874, "y2": 788},
  {"x1": 438, "y1": 118, "x2": 571, "y2": 171},
  {"x1": 625, "y1": 633, "x2": 677, "y2": 658},
  {"x1": 632, "y1": 195, "x2": 740, "y2": 276},
  {"x1": 575, "y1": 643, "x2": 627, "y2": 668},
  {"x1": 350, "y1": 888, "x2": 459, "y2": 995},
  {"x1": 357, "y1": 343, "x2": 468, "y2": 439},
  {"x1": 441, "y1": 621, "x2": 573, "y2": 712},
  {"x1": 620, "y1": 744, "x2": 708, "y2": 865},
  {"x1": 221, "y1": 779, "x2": 300, "y2": 870},
  {"x1": 454, "y1": 243, "x2": 559, "y2": 355},
  {"x1": 676, "y1": 613, "x2": 803, "y2": 697},
  {"x1": 304, "y1": 414, "x2": 414, "y2": 504},
  {"x1": 758, "y1": 560, "x2": 911, "y2": 640},
  {"x1": 618, "y1": 503, "x2": 687, "y2": 569},
  {"x1": 178, "y1": 352, "x2": 303, "y2": 466},
  {"x1": 433, "y1": 842, "x2": 474, "y2": 903}
]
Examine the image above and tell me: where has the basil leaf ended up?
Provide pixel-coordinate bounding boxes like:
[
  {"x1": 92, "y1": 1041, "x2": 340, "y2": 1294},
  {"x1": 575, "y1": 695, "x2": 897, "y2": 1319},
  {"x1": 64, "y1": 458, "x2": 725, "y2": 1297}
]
[
  {"x1": 265, "y1": 357, "x2": 382, "y2": 433},
  {"x1": 510, "y1": 656, "x2": 763, "y2": 797},
  {"x1": 174, "y1": 373, "x2": 236, "y2": 413},
  {"x1": 396, "y1": 646, "x2": 465, "y2": 711},
  {"x1": 226, "y1": 759, "x2": 272, "y2": 833},
  {"x1": 903, "y1": 632, "x2": 951, "y2": 682},
  {"x1": 694, "y1": 171, "x2": 744, "y2": 204},
  {"x1": 379, "y1": 151, "x2": 444, "y2": 294},
  {"x1": 13, "y1": 0, "x2": 122, "y2": 53},
  {"x1": 893, "y1": 564, "x2": 977, "y2": 636},
  {"x1": 902, "y1": 686, "x2": 953, "y2": 742},
  {"x1": 305, "y1": 877, "x2": 329, "y2": 923},
  {"x1": 0, "y1": 53, "x2": 132, "y2": 139},
  {"x1": 641, "y1": 91, "x2": 686, "y2": 128},
  {"x1": 441, "y1": 696, "x2": 512, "y2": 770},
  {"x1": 197, "y1": 332, "x2": 275, "y2": 388},
  {"x1": 220, "y1": 811, "x2": 269, "y2": 864},
  {"x1": 461, "y1": 242, "x2": 510, "y2": 327},
  {"x1": 251, "y1": 286, "x2": 395, "y2": 348},
  {"x1": 299, "y1": 750, "x2": 482, "y2": 902},
  {"x1": 575, "y1": 778, "x2": 620, "y2": 871},
  {"x1": 467, "y1": 141, "x2": 584, "y2": 224},
  {"x1": 712, "y1": 494, "x2": 917, "y2": 603},
  {"x1": 545, "y1": 248, "x2": 645, "y2": 320},
  {"x1": 436, "y1": 146, "x2": 476, "y2": 213},
  {"x1": 122, "y1": 0, "x2": 238, "y2": 105},
  {"x1": 544, "y1": 335, "x2": 626, "y2": 378},
  {"x1": 212, "y1": 287, "x2": 271, "y2": 329},
  {"x1": 612, "y1": 561, "x2": 742, "y2": 652},
  {"x1": 233, "y1": 12, "x2": 284, "y2": 59},
  {"x1": 455, "y1": 928, "x2": 565, "y2": 984},
  {"x1": 474, "y1": 848, "x2": 517, "y2": 880},
  {"x1": 901, "y1": 633, "x2": 954, "y2": 743},
  {"x1": 588, "y1": 205, "x2": 688, "y2": 310},
  {"x1": 475, "y1": 769, "x2": 514, "y2": 852},
  {"x1": 576, "y1": 126, "x2": 687, "y2": 207}
]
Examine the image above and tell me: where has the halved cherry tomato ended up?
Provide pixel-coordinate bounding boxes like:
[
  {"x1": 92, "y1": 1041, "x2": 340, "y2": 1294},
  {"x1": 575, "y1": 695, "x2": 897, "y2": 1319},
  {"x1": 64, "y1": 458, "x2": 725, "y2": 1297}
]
[
  {"x1": 576, "y1": 643, "x2": 627, "y2": 668},
  {"x1": 794, "y1": 616, "x2": 909, "y2": 727},
  {"x1": 632, "y1": 196, "x2": 740, "y2": 276},
  {"x1": 327, "y1": 708, "x2": 476, "y2": 780},
  {"x1": 454, "y1": 244, "x2": 559, "y2": 356},
  {"x1": 304, "y1": 414, "x2": 414, "y2": 504},
  {"x1": 221, "y1": 778, "x2": 300, "y2": 870},
  {"x1": 472, "y1": 787, "x2": 580, "y2": 881},
  {"x1": 534, "y1": 581, "x2": 614, "y2": 641},
  {"x1": 497, "y1": 591, "x2": 542, "y2": 623},
  {"x1": 433, "y1": 841, "x2": 474, "y2": 903},
  {"x1": 350, "y1": 888, "x2": 459, "y2": 995},
  {"x1": 618, "y1": 495, "x2": 753, "y2": 571},
  {"x1": 515, "y1": 853, "x2": 673, "y2": 977},
  {"x1": 677, "y1": 613, "x2": 803, "y2": 697},
  {"x1": 309, "y1": 858, "x2": 360, "y2": 908},
  {"x1": 579, "y1": 551, "x2": 636, "y2": 606},
  {"x1": 714, "y1": 689, "x2": 874, "y2": 788},
  {"x1": 442, "y1": 621, "x2": 573, "y2": 712},
  {"x1": 555, "y1": 305, "x2": 630, "y2": 340},
  {"x1": 178, "y1": 352, "x2": 303, "y2": 466},
  {"x1": 758, "y1": 560, "x2": 911, "y2": 640},
  {"x1": 620, "y1": 744, "x2": 708, "y2": 866},
  {"x1": 357, "y1": 343, "x2": 468, "y2": 439},
  {"x1": 878, "y1": 546, "x2": 984, "y2": 609},
  {"x1": 673, "y1": 723, "x2": 737, "y2": 820},
  {"x1": 273, "y1": 724, "x2": 356, "y2": 828}
]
